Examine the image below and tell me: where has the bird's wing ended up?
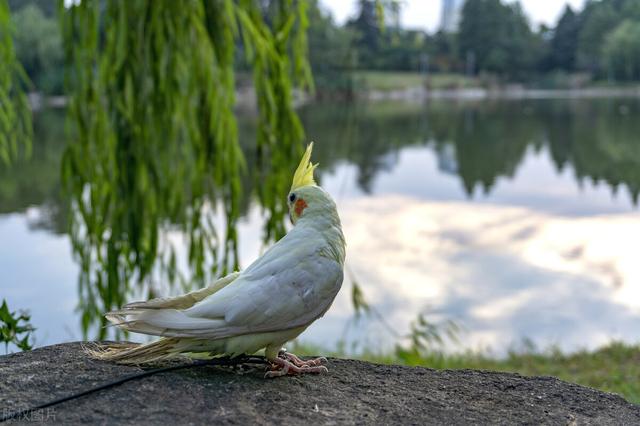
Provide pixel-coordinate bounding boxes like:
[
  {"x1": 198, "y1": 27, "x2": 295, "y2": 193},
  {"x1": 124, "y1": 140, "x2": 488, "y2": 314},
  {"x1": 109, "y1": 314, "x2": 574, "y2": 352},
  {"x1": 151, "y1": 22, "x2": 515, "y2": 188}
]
[
  {"x1": 118, "y1": 271, "x2": 240, "y2": 311},
  {"x1": 108, "y1": 230, "x2": 343, "y2": 339},
  {"x1": 185, "y1": 250, "x2": 343, "y2": 336},
  {"x1": 107, "y1": 229, "x2": 343, "y2": 339}
]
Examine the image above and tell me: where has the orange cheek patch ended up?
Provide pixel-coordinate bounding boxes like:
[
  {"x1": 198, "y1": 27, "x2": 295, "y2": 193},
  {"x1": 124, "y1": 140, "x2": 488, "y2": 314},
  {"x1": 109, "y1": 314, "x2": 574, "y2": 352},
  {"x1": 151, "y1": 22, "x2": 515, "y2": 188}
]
[{"x1": 294, "y1": 198, "x2": 308, "y2": 216}]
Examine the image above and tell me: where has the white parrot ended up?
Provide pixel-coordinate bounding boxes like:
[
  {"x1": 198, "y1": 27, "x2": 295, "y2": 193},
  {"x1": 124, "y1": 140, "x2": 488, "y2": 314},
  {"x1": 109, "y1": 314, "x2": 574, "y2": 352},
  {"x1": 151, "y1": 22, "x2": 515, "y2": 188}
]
[{"x1": 89, "y1": 143, "x2": 346, "y2": 377}]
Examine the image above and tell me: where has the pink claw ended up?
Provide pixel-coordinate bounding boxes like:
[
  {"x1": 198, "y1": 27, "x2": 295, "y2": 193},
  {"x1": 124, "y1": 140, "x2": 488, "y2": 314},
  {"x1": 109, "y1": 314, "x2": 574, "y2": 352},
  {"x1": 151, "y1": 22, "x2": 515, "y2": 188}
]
[
  {"x1": 265, "y1": 354, "x2": 329, "y2": 378},
  {"x1": 283, "y1": 352, "x2": 328, "y2": 368}
]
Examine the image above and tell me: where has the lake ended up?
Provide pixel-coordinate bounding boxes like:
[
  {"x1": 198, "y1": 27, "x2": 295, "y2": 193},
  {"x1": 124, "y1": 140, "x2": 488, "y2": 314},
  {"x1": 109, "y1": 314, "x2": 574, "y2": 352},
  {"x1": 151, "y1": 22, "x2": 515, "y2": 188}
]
[{"x1": 2, "y1": 97, "x2": 640, "y2": 356}]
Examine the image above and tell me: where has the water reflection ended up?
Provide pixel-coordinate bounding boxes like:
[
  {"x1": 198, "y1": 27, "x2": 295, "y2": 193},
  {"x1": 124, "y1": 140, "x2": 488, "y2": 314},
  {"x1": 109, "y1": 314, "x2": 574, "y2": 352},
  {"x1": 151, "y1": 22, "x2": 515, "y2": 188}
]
[
  {"x1": 0, "y1": 108, "x2": 68, "y2": 233},
  {"x1": 2, "y1": 98, "x2": 640, "y2": 353},
  {"x1": 301, "y1": 98, "x2": 640, "y2": 205},
  {"x1": 332, "y1": 195, "x2": 640, "y2": 354}
]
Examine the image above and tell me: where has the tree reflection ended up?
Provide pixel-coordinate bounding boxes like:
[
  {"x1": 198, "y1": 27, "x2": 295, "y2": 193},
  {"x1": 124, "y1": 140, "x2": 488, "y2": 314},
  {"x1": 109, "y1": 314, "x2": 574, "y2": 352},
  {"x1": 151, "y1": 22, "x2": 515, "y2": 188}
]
[
  {"x1": 300, "y1": 98, "x2": 640, "y2": 204},
  {"x1": 0, "y1": 108, "x2": 67, "y2": 233}
]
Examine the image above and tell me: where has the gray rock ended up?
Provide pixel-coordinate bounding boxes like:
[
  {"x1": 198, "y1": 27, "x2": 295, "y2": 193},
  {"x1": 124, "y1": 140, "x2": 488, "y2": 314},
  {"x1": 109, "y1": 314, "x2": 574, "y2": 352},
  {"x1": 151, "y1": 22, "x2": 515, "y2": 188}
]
[{"x1": 0, "y1": 342, "x2": 638, "y2": 425}]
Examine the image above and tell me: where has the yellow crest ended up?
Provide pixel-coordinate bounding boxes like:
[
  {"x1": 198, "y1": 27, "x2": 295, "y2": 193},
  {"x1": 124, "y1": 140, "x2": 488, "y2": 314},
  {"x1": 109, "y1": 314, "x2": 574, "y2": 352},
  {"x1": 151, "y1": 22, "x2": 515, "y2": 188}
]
[{"x1": 290, "y1": 142, "x2": 318, "y2": 192}]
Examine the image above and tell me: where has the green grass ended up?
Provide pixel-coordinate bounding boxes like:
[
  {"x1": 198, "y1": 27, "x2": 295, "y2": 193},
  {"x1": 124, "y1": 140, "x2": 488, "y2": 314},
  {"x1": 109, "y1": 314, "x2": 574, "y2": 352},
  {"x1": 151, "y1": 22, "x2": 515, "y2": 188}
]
[
  {"x1": 292, "y1": 341, "x2": 640, "y2": 405},
  {"x1": 352, "y1": 71, "x2": 478, "y2": 91},
  {"x1": 426, "y1": 73, "x2": 479, "y2": 90},
  {"x1": 353, "y1": 71, "x2": 426, "y2": 91}
]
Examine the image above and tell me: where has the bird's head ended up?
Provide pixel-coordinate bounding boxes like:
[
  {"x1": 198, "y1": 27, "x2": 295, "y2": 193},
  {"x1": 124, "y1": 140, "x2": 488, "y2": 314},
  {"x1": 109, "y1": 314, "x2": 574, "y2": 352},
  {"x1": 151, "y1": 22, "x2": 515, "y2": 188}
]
[{"x1": 287, "y1": 142, "x2": 337, "y2": 225}]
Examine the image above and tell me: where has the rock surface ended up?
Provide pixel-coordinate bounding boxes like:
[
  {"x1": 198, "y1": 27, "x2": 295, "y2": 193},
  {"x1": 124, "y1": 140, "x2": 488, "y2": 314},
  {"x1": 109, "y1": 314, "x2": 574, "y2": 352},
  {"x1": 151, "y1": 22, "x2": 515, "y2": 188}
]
[{"x1": 0, "y1": 343, "x2": 638, "y2": 425}]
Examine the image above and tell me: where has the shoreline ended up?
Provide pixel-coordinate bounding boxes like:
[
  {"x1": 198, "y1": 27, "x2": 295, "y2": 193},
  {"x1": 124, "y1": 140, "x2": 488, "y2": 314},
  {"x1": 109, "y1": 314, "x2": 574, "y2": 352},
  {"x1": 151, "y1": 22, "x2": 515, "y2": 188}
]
[
  {"x1": 363, "y1": 85, "x2": 640, "y2": 101},
  {"x1": 29, "y1": 85, "x2": 640, "y2": 112}
]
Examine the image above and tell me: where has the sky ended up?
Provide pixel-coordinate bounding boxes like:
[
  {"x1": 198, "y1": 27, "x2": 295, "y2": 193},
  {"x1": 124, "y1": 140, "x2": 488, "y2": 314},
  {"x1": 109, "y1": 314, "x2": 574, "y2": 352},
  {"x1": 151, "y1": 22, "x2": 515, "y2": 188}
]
[{"x1": 320, "y1": 0, "x2": 587, "y2": 33}]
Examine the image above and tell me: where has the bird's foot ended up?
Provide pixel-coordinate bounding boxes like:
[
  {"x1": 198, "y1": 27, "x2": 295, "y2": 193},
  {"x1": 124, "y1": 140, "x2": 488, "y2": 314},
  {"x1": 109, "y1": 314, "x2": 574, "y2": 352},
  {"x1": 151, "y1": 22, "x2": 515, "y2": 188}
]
[
  {"x1": 279, "y1": 350, "x2": 327, "y2": 368},
  {"x1": 264, "y1": 352, "x2": 328, "y2": 378}
]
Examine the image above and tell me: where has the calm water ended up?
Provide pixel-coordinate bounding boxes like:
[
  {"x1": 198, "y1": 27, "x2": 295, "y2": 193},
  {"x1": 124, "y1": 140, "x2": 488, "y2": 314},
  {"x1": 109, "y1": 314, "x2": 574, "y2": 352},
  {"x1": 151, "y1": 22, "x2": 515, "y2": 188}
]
[{"x1": 2, "y1": 98, "x2": 640, "y2": 355}]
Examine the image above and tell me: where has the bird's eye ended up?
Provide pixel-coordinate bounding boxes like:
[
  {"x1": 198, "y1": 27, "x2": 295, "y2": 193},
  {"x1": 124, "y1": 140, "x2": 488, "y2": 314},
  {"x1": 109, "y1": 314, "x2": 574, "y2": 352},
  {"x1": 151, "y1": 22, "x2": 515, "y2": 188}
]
[{"x1": 289, "y1": 193, "x2": 296, "y2": 203}]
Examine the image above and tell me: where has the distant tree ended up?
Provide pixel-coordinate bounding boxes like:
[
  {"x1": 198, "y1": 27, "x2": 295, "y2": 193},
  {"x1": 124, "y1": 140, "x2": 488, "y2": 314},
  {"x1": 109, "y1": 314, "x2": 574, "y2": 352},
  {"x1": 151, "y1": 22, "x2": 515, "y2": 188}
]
[
  {"x1": 345, "y1": 0, "x2": 430, "y2": 72},
  {"x1": 603, "y1": 19, "x2": 640, "y2": 81},
  {"x1": 577, "y1": 0, "x2": 620, "y2": 74},
  {"x1": 7, "y1": 0, "x2": 55, "y2": 17},
  {"x1": 306, "y1": 0, "x2": 356, "y2": 92},
  {"x1": 458, "y1": 0, "x2": 501, "y2": 74},
  {"x1": 376, "y1": 29, "x2": 426, "y2": 71},
  {"x1": 11, "y1": 5, "x2": 64, "y2": 94},
  {"x1": 427, "y1": 30, "x2": 458, "y2": 72},
  {"x1": 621, "y1": 0, "x2": 640, "y2": 20},
  {"x1": 548, "y1": 5, "x2": 581, "y2": 71},
  {"x1": 503, "y1": 2, "x2": 543, "y2": 78},
  {"x1": 458, "y1": 0, "x2": 539, "y2": 80},
  {"x1": 347, "y1": 0, "x2": 383, "y2": 68}
]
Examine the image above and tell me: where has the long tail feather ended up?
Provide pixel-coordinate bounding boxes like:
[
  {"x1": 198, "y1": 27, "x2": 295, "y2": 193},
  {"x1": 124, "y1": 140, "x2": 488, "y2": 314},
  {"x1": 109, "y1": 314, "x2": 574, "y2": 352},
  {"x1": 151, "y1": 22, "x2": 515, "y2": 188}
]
[{"x1": 83, "y1": 338, "x2": 183, "y2": 365}]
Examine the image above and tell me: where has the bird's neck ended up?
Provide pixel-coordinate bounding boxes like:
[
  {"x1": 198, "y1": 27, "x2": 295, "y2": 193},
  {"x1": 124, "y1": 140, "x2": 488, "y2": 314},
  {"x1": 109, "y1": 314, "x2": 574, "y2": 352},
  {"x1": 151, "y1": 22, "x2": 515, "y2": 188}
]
[{"x1": 297, "y1": 209, "x2": 346, "y2": 265}]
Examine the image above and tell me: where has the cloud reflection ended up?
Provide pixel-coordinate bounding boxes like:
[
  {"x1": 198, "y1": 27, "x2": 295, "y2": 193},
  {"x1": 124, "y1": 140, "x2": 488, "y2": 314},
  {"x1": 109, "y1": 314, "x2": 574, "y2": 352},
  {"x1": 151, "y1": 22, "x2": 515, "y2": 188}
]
[{"x1": 309, "y1": 195, "x2": 640, "y2": 354}]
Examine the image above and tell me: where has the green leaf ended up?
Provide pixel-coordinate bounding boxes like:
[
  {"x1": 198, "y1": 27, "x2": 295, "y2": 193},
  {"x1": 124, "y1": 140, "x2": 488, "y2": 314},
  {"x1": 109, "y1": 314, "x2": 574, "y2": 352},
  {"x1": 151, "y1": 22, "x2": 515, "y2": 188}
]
[{"x1": 0, "y1": 299, "x2": 35, "y2": 353}]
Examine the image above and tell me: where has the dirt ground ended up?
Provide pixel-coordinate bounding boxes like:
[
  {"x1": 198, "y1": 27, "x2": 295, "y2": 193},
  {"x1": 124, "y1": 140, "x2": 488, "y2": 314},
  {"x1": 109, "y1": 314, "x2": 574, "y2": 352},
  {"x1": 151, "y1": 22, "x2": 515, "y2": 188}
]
[{"x1": 1, "y1": 343, "x2": 638, "y2": 425}]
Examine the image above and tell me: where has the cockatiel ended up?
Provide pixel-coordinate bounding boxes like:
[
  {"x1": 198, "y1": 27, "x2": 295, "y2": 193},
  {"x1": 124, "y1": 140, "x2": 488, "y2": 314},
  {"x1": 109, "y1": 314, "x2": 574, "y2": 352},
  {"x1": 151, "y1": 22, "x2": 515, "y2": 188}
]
[{"x1": 89, "y1": 143, "x2": 346, "y2": 377}]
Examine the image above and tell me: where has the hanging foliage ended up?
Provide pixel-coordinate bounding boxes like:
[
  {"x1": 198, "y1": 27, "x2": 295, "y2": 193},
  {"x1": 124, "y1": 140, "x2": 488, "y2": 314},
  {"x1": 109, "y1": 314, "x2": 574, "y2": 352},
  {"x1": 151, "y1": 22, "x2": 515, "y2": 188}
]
[
  {"x1": 59, "y1": 0, "x2": 312, "y2": 337},
  {"x1": 0, "y1": 0, "x2": 32, "y2": 165}
]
